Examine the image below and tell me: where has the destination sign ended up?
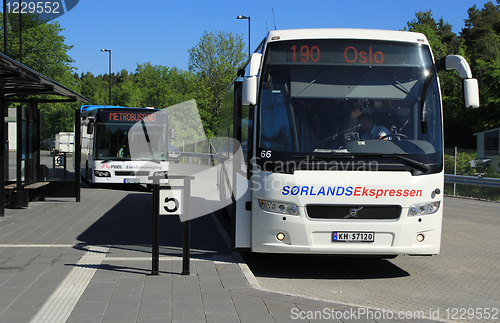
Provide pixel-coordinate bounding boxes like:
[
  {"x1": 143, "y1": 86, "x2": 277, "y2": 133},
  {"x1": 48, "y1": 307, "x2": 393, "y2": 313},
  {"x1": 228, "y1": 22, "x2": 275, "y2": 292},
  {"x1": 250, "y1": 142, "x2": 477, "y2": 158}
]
[
  {"x1": 266, "y1": 40, "x2": 432, "y2": 67},
  {"x1": 99, "y1": 111, "x2": 162, "y2": 123}
]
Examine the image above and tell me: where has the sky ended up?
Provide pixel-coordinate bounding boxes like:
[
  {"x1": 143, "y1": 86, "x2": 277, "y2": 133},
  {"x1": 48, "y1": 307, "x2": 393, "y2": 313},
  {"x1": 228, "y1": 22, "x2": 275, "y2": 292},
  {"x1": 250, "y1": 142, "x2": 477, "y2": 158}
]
[{"x1": 52, "y1": 0, "x2": 482, "y2": 76}]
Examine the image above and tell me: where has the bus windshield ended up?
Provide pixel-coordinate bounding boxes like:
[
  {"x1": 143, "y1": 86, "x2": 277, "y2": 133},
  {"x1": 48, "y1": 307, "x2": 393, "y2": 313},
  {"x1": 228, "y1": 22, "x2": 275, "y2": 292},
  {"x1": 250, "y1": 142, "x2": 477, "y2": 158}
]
[
  {"x1": 258, "y1": 39, "x2": 443, "y2": 167},
  {"x1": 94, "y1": 110, "x2": 168, "y2": 161}
]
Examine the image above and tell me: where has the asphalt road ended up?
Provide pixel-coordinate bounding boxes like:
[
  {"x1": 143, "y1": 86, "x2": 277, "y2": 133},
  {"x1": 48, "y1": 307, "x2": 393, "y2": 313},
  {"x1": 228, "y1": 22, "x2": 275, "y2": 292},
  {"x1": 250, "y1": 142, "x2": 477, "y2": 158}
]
[
  {"x1": 236, "y1": 196, "x2": 499, "y2": 323},
  {"x1": 8, "y1": 155, "x2": 498, "y2": 322}
]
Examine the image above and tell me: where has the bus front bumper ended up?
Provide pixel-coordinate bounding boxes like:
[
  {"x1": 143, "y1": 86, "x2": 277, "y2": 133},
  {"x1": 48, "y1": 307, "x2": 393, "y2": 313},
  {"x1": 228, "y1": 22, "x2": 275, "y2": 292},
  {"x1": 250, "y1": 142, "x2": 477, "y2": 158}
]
[{"x1": 251, "y1": 209, "x2": 442, "y2": 256}]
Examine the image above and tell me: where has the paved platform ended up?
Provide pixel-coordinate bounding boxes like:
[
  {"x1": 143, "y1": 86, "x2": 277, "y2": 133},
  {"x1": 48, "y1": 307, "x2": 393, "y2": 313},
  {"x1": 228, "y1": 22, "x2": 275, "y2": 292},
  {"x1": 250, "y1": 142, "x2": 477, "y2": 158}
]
[{"x1": 0, "y1": 187, "x2": 443, "y2": 323}]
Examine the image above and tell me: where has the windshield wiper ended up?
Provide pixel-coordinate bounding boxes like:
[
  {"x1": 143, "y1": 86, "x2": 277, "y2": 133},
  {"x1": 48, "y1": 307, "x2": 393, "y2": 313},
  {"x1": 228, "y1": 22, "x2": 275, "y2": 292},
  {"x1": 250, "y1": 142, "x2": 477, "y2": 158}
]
[
  {"x1": 294, "y1": 153, "x2": 431, "y2": 172},
  {"x1": 292, "y1": 68, "x2": 330, "y2": 98},
  {"x1": 140, "y1": 119, "x2": 160, "y2": 163},
  {"x1": 292, "y1": 153, "x2": 378, "y2": 161},
  {"x1": 99, "y1": 159, "x2": 127, "y2": 163},
  {"x1": 381, "y1": 154, "x2": 430, "y2": 173},
  {"x1": 393, "y1": 79, "x2": 419, "y2": 100},
  {"x1": 141, "y1": 156, "x2": 161, "y2": 164},
  {"x1": 313, "y1": 148, "x2": 349, "y2": 154}
]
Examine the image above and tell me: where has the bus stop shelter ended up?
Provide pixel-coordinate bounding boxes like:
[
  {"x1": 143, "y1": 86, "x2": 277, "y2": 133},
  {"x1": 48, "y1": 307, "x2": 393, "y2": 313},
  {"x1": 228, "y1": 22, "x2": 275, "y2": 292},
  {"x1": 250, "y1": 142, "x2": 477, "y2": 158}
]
[{"x1": 0, "y1": 53, "x2": 89, "y2": 216}]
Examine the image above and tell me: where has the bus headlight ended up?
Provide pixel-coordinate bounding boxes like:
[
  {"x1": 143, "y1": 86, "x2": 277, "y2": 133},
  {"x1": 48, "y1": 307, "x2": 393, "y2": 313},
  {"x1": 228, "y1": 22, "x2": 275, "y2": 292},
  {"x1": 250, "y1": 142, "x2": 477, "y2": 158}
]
[
  {"x1": 408, "y1": 201, "x2": 440, "y2": 216},
  {"x1": 259, "y1": 199, "x2": 299, "y2": 216},
  {"x1": 94, "y1": 170, "x2": 111, "y2": 177}
]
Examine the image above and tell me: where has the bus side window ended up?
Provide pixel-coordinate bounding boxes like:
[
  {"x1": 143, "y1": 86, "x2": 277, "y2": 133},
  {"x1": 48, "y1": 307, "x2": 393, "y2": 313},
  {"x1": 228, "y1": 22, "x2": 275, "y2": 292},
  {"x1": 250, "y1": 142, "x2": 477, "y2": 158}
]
[{"x1": 260, "y1": 89, "x2": 293, "y2": 151}]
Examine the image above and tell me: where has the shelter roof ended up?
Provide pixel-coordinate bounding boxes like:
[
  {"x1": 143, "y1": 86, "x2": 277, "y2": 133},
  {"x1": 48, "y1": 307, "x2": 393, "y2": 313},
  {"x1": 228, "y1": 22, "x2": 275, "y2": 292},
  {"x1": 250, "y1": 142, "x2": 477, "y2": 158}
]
[{"x1": 0, "y1": 53, "x2": 89, "y2": 103}]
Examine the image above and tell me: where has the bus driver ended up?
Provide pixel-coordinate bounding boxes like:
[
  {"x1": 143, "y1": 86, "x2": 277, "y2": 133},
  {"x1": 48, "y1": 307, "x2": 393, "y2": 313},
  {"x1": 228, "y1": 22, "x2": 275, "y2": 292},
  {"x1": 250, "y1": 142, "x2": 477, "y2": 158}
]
[{"x1": 358, "y1": 113, "x2": 389, "y2": 140}]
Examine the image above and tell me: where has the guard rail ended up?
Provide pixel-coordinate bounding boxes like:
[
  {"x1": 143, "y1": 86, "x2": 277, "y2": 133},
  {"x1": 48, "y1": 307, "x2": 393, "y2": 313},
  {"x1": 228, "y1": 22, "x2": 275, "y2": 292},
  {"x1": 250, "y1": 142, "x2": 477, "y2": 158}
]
[{"x1": 444, "y1": 174, "x2": 500, "y2": 188}]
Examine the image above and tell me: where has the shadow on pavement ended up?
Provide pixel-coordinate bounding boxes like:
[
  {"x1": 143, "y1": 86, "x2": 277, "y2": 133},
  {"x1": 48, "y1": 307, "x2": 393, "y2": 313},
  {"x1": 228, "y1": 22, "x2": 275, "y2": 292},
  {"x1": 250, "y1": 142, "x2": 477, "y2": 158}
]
[
  {"x1": 75, "y1": 191, "x2": 231, "y2": 264},
  {"x1": 243, "y1": 253, "x2": 409, "y2": 280}
]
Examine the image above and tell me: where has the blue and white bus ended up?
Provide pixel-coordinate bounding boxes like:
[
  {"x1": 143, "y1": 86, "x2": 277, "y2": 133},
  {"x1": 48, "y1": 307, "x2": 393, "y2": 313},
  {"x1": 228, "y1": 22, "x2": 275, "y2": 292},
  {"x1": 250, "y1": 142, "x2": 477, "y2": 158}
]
[{"x1": 80, "y1": 105, "x2": 171, "y2": 184}]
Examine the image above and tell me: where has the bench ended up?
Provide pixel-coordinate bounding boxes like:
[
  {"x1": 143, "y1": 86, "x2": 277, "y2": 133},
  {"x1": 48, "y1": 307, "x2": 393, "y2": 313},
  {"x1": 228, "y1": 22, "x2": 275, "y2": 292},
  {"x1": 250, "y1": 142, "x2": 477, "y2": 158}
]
[
  {"x1": 25, "y1": 182, "x2": 50, "y2": 189},
  {"x1": 5, "y1": 182, "x2": 50, "y2": 208},
  {"x1": 5, "y1": 182, "x2": 49, "y2": 190},
  {"x1": 4, "y1": 183, "x2": 17, "y2": 190}
]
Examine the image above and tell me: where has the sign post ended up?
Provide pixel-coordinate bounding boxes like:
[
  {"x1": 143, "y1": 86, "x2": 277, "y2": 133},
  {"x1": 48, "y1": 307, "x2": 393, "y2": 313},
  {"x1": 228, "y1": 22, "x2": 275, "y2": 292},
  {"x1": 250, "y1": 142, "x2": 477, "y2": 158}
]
[
  {"x1": 181, "y1": 178, "x2": 191, "y2": 275},
  {"x1": 151, "y1": 176, "x2": 160, "y2": 275},
  {"x1": 150, "y1": 175, "x2": 194, "y2": 276}
]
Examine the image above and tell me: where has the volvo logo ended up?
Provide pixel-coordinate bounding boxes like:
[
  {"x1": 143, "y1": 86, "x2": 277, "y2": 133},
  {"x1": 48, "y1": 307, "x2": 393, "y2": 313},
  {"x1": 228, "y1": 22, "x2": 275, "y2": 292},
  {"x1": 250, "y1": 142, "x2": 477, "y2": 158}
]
[{"x1": 344, "y1": 206, "x2": 363, "y2": 219}]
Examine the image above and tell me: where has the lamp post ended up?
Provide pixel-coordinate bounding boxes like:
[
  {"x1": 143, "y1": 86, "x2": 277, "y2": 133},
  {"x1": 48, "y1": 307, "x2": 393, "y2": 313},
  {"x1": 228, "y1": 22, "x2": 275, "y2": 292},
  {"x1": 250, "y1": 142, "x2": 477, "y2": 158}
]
[
  {"x1": 100, "y1": 49, "x2": 111, "y2": 106},
  {"x1": 236, "y1": 15, "x2": 250, "y2": 57}
]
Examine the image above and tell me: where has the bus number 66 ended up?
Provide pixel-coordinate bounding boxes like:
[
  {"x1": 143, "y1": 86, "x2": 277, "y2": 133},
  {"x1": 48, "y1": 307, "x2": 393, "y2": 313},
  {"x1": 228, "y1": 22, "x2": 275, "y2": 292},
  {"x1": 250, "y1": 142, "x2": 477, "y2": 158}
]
[{"x1": 261, "y1": 150, "x2": 272, "y2": 158}]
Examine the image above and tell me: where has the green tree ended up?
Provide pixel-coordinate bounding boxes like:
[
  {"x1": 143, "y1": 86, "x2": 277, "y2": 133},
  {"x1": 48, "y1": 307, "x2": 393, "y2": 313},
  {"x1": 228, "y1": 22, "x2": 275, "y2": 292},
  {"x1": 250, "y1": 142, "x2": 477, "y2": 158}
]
[
  {"x1": 405, "y1": 10, "x2": 484, "y2": 148},
  {"x1": 112, "y1": 69, "x2": 140, "y2": 107},
  {"x1": 1, "y1": 13, "x2": 80, "y2": 140},
  {"x1": 1, "y1": 13, "x2": 75, "y2": 82},
  {"x1": 462, "y1": 1, "x2": 500, "y2": 67},
  {"x1": 132, "y1": 63, "x2": 195, "y2": 109},
  {"x1": 460, "y1": 1, "x2": 500, "y2": 145},
  {"x1": 76, "y1": 72, "x2": 108, "y2": 105},
  {"x1": 405, "y1": 11, "x2": 447, "y2": 57},
  {"x1": 188, "y1": 31, "x2": 246, "y2": 136}
]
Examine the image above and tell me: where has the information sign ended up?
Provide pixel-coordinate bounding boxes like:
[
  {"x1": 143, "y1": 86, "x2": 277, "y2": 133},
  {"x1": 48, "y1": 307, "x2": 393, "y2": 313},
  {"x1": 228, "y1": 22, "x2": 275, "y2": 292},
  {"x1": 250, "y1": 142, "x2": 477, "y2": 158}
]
[{"x1": 159, "y1": 189, "x2": 183, "y2": 216}]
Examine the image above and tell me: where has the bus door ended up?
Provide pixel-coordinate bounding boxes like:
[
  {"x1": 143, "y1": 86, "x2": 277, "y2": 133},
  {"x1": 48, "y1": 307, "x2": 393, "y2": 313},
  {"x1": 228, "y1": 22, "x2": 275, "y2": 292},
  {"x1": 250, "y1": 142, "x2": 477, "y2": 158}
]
[{"x1": 232, "y1": 81, "x2": 253, "y2": 250}]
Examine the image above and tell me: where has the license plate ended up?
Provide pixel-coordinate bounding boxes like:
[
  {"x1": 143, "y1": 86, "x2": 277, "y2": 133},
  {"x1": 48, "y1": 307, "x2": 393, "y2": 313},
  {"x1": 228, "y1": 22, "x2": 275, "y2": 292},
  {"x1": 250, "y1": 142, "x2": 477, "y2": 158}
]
[
  {"x1": 333, "y1": 232, "x2": 374, "y2": 242},
  {"x1": 124, "y1": 178, "x2": 140, "y2": 184}
]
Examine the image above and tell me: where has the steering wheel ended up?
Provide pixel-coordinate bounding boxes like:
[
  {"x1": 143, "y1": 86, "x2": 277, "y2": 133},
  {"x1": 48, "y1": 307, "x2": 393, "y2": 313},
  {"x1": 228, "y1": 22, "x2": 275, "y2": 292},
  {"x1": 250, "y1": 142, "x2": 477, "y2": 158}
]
[{"x1": 379, "y1": 133, "x2": 408, "y2": 140}]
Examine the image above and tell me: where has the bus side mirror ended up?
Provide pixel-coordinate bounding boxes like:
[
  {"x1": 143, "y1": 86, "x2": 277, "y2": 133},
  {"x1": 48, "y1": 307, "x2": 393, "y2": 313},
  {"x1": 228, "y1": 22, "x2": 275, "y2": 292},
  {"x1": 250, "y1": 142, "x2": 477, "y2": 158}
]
[
  {"x1": 169, "y1": 128, "x2": 175, "y2": 139},
  {"x1": 445, "y1": 55, "x2": 472, "y2": 78},
  {"x1": 242, "y1": 53, "x2": 262, "y2": 106},
  {"x1": 438, "y1": 55, "x2": 480, "y2": 108},
  {"x1": 464, "y1": 78, "x2": 480, "y2": 109},
  {"x1": 87, "y1": 118, "x2": 95, "y2": 134}
]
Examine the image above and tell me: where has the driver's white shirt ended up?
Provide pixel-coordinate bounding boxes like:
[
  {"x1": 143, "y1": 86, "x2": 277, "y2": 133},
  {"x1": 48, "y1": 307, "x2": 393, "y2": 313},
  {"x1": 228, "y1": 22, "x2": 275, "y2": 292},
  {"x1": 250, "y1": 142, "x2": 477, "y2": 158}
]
[{"x1": 361, "y1": 125, "x2": 389, "y2": 139}]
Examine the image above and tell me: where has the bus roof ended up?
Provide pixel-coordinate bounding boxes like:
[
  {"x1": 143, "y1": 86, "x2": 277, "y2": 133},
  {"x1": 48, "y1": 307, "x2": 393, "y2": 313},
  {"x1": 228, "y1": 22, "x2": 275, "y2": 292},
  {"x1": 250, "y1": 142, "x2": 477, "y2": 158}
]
[
  {"x1": 80, "y1": 105, "x2": 158, "y2": 113},
  {"x1": 266, "y1": 28, "x2": 429, "y2": 46}
]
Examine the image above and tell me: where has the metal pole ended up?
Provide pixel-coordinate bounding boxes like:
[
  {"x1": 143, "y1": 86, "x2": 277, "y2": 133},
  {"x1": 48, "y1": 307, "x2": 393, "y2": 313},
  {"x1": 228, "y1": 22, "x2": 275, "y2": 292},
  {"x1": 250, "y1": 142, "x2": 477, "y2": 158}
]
[
  {"x1": 52, "y1": 151, "x2": 55, "y2": 179},
  {"x1": 33, "y1": 100, "x2": 40, "y2": 183},
  {"x1": 108, "y1": 50, "x2": 111, "y2": 105},
  {"x1": 181, "y1": 220, "x2": 190, "y2": 275},
  {"x1": 454, "y1": 147, "x2": 457, "y2": 196},
  {"x1": 151, "y1": 180, "x2": 160, "y2": 275},
  {"x1": 16, "y1": 105, "x2": 21, "y2": 187},
  {"x1": 237, "y1": 15, "x2": 251, "y2": 58},
  {"x1": 3, "y1": 0, "x2": 7, "y2": 55},
  {"x1": 181, "y1": 178, "x2": 191, "y2": 275},
  {"x1": 0, "y1": 91, "x2": 5, "y2": 216},
  {"x1": 100, "y1": 49, "x2": 111, "y2": 106},
  {"x1": 63, "y1": 152, "x2": 67, "y2": 180},
  {"x1": 75, "y1": 108, "x2": 81, "y2": 202},
  {"x1": 18, "y1": 0, "x2": 21, "y2": 63}
]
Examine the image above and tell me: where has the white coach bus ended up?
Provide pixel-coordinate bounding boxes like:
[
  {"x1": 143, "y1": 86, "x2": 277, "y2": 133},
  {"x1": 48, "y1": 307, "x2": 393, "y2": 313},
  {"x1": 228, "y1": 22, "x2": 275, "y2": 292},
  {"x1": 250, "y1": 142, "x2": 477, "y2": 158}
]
[{"x1": 220, "y1": 28, "x2": 479, "y2": 256}]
